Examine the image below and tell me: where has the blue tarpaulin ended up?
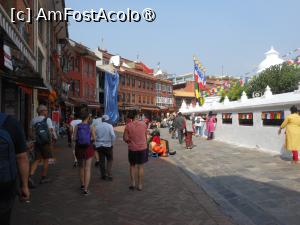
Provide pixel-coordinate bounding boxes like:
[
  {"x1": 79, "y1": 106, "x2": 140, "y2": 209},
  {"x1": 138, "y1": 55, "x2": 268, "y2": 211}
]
[{"x1": 104, "y1": 71, "x2": 119, "y2": 124}]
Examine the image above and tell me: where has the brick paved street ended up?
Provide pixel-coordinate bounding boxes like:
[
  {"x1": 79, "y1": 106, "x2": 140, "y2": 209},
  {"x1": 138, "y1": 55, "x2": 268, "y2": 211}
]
[
  {"x1": 12, "y1": 128, "x2": 235, "y2": 225},
  {"x1": 161, "y1": 128, "x2": 300, "y2": 225}
]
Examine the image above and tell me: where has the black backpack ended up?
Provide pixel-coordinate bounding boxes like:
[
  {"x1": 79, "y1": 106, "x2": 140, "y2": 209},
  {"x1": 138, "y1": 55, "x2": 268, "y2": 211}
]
[
  {"x1": 0, "y1": 113, "x2": 17, "y2": 187},
  {"x1": 35, "y1": 118, "x2": 51, "y2": 145}
]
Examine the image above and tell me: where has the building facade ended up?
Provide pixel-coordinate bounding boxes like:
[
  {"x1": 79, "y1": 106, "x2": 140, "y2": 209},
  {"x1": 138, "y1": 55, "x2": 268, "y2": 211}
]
[
  {"x1": 0, "y1": 0, "x2": 68, "y2": 136},
  {"x1": 98, "y1": 50, "x2": 176, "y2": 122},
  {"x1": 63, "y1": 39, "x2": 100, "y2": 116}
]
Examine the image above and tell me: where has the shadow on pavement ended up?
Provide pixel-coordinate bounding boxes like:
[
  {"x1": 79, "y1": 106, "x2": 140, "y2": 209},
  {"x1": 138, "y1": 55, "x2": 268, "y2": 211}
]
[{"x1": 11, "y1": 131, "x2": 234, "y2": 225}]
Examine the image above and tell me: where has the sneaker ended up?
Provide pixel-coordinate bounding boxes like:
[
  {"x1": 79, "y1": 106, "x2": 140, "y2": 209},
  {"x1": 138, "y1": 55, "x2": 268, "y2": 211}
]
[
  {"x1": 28, "y1": 177, "x2": 36, "y2": 189},
  {"x1": 106, "y1": 176, "x2": 113, "y2": 181},
  {"x1": 80, "y1": 185, "x2": 85, "y2": 190},
  {"x1": 73, "y1": 161, "x2": 78, "y2": 168},
  {"x1": 83, "y1": 190, "x2": 89, "y2": 195},
  {"x1": 40, "y1": 177, "x2": 51, "y2": 184}
]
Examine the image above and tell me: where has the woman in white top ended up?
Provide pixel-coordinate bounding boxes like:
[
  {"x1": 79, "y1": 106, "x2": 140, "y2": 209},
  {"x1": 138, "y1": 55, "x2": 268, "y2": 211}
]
[{"x1": 194, "y1": 115, "x2": 205, "y2": 136}]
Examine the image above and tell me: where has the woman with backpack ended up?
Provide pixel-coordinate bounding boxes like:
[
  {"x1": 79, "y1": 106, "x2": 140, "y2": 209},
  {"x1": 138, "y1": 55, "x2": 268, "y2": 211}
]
[{"x1": 73, "y1": 111, "x2": 95, "y2": 195}]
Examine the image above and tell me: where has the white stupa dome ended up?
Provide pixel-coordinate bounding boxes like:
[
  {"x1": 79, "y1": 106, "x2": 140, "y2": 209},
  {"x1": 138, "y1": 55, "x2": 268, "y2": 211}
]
[{"x1": 257, "y1": 46, "x2": 284, "y2": 74}]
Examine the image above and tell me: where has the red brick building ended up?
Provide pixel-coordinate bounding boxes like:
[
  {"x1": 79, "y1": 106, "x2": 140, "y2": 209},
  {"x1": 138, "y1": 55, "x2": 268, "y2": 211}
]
[
  {"x1": 64, "y1": 40, "x2": 100, "y2": 115},
  {"x1": 98, "y1": 50, "x2": 176, "y2": 121}
]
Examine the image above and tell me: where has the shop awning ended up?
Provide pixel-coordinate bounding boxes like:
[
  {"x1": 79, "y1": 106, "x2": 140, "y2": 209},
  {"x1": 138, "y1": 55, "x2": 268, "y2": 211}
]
[
  {"x1": 141, "y1": 106, "x2": 160, "y2": 111},
  {"x1": 88, "y1": 103, "x2": 101, "y2": 108},
  {"x1": 68, "y1": 97, "x2": 88, "y2": 105},
  {"x1": 0, "y1": 70, "x2": 47, "y2": 90}
]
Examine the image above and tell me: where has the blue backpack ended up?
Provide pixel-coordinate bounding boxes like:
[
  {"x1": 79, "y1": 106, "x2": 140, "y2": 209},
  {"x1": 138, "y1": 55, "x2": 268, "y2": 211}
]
[
  {"x1": 76, "y1": 123, "x2": 91, "y2": 147},
  {"x1": 0, "y1": 113, "x2": 17, "y2": 186}
]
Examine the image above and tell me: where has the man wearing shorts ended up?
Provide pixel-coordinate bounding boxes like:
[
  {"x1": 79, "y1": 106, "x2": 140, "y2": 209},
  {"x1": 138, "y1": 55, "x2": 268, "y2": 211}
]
[{"x1": 29, "y1": 105, "x2": 57, "y2": 187}]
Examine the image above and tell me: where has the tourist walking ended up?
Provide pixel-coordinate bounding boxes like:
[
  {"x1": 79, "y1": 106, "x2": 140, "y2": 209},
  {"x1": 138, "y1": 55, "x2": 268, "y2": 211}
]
[
  {"x1": 29, "y1": 105, "x2": 57, "y2": 187},
  {"x1": 123, "y1": 110, "x2": 148, "y2": 191},
  {"x1": 73, "y1": 111, "x2": 95, "y2": 195},
  {"x1": 206, "y1": 111, "x2": 216, "y2": 140},
  {"x1": 278, "y1": 105, "x2": 300, "y2": 163},
  {"x1": 185, "y1": 116, "x2": 194, "y2": 149},
  {"x1": 174, "y1": 112, "x2": 186, "y2": 144},
  {"x1": 91, "y1": 114, "x2": 102, "y2": 167},
  {"x1": 194, "y1": 114, "x2": 205, "y2": 136},
  {"x1": 66, "y1": 113, "x2": 74, "y2": 147},
  {"x1": 0, "y1": 112, "x2": 30, "y2": 225},
  {"x1": 70, "y1": 114, "x2": 82, "y2": 168},
  {"x1": 92, "y1": 115, "x2": 116, "y2": 181}
]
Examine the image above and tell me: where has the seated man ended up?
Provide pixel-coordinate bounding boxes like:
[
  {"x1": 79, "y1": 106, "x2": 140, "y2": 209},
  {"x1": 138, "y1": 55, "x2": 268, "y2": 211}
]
[{"x1": 149, "y1": 130, "x2": 168, "y2": 157}]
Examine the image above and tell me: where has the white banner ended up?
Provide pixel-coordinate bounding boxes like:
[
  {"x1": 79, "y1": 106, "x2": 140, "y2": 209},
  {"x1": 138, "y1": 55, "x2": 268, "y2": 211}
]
[{"x1": 3, "y1": 44, "x2": 13, "y2": 70}]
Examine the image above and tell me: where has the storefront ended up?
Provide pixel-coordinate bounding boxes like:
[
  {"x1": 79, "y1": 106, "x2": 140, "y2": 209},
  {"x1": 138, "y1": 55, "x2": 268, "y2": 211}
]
[{"x1": 0, "y1": 5, "x2": 38, "y2": 137}]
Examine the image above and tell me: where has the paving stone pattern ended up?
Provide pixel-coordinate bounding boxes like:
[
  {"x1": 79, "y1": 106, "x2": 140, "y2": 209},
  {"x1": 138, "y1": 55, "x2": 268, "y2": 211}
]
[
  {"x1": 162, "y1": 128, "x2": 300, "y2": 225},
  {"x1": 12, "y1": 128, "x2": 235, "y2": 225}
]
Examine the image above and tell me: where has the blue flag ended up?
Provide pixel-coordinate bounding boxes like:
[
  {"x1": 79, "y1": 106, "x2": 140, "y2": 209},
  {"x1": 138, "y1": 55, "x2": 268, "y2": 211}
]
[{"x1": 104, "y1": 71, "x2": 119, "y2": 124}]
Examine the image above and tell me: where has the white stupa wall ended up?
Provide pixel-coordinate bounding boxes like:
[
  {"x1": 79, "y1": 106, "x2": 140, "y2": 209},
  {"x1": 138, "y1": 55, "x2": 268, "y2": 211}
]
[{"x1": 180, "y1": 85, "x2": 300, "y2": 155}]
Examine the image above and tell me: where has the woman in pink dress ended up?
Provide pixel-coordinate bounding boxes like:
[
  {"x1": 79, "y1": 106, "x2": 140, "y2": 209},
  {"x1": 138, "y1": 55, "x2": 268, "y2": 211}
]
[{"x1": 206, "y1": 111, "x2": 216, "y2": 140}]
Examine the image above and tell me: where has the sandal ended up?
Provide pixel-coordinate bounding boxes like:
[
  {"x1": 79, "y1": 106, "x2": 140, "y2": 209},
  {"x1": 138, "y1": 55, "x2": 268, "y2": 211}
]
[{"x1": 129, "y1": 186, "x2": 135, "y2": 190}]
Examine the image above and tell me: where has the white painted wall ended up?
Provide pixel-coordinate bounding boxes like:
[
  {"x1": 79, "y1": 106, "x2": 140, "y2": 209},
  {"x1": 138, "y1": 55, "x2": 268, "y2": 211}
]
[
  {"x1": 180, "y1": 86, "x2": 300, "y2": 155},
  {"x1": 214, "y1": 109, "x2": 289, "y2": 155}
]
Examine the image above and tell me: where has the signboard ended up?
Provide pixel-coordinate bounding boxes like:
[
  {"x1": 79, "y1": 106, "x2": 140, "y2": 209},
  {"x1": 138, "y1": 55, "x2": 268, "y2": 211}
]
[
  {"x1": 3, "y1": 44, "x2": 13, "y2": 70},
  {"x1": 52, "y1": 111, "x2": 60, "y2": 123},
  {"x1": 0, "y1": 5, "x2": 36, "y2": 69}
]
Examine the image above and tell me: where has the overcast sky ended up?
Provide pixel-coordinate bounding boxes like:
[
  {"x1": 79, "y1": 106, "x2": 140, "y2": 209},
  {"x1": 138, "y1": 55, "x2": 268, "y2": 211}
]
[{"x1": 66, "y1": 0, "x2": 300, "y2": 77}]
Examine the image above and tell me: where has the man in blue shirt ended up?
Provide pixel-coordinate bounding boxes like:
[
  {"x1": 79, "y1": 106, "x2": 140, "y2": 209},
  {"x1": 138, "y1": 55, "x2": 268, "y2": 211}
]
[{"x1": 92, "y1": 115, "x2": 116, "y2": 181}]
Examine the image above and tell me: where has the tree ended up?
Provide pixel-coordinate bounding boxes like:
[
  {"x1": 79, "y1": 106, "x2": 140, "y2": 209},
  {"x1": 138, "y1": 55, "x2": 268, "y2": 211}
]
[
  {"x1": 220, "y1": 82, "x2": 246, "y2": 102},
  {"x1": 245, "y1": 63, "x2": 300, "y2": 97}
]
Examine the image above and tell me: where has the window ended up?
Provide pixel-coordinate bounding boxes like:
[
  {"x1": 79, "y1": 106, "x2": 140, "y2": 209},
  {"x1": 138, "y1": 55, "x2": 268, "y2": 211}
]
[
  {"x1": 162, "y1": 85, "x2": 166, "y2": 92},
  {"x1": 143, "y1": 96, "x2": 146, "y2": 104},
  {"x1": 69, "y1": 57, "x2": 74, "y2": 71},
  {"x1": 142, "y1": 81, "x2": 146, "y2": 89},
  {"x1": 122, "y1": 93, "x2": 126, "y2": 102},
  {"x1": 138, "y1": 95, "x2": 141, "y2": 103},
  {"x1": 147, "y1": 82, "x2": 150, "y2": 90},
  {"x1": 262, "y1": 111, "x2": 284, "y2": 126},
  {"x1": 222, "y1": 113, "x2": 232, "y2": 124},
  {"x1": 147, "y1": 96, "x2": 150, "y2": 104},
  {"x1": 138, "y1": 80, "x2": 141, "y2": 88},
  {"x1": 127, "y1": 76, "x2": 130, "y2": 86},
  {"x1": 121, "y1": 75, "x2": 125, "y2": 86},
  {"x1": 132, "y1": 94, "x2": 135, "y2": 103},
  {"x1": 132, "y1": 78, "x2": 135, "y2": 87},
  {"x1": 151, "y1": 97, "x2": 154, "y2": 104},
  {"x1": 238, "y1": 113, "x2": 253, "y2": 126},
  {"x1": 75, "y1": 57, "x2": 80, "y2": 72},
  {"x1": 127, "y1": 93, "x2": 131, "y2": 103},
  {"x1": 89, "y1": 63, "x2": 94, "y2": 76},
  {"x1": 74, "y1": 80, "x2": 80, "y2": 97},
  {"x1": 84, "y1": 63, "x2": 88, "y2": 75},
  {"x1": 156, "y1": 83, "x2": 161, "y2": 91}
]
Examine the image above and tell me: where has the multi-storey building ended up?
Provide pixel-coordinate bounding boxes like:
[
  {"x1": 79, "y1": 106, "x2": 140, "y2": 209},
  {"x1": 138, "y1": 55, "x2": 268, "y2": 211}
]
[
  {"x1": 98, "y1": 50, "x2": 167, "y2": 121},
  {"x1": 0, "y1": 0, "x2": 68, "y2": 136},
  {"x1": 63, "y1": 39, "x2": 100, "y2": 115}
]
